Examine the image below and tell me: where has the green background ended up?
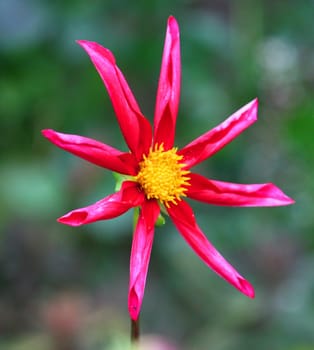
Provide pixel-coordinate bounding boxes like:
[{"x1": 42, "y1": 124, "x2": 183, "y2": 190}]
[{"x1": 1, "y1": 0, "x2": 313, "y2": 349}]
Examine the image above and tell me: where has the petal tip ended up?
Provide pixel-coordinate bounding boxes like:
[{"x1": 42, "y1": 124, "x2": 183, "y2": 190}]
[
  {"x1": 57, "y1": 211, "x2": 88, "y2": 226},
  {"x1": 238, "y1": 277, "x2": 255, "y2": 298},
  {"x1": 129, "y1": 308, "x2": 140, "y2": 321},
  {"x1": 128, "y1": 288, "x2": 140, "y2": 321},
  {"x1": 168, "y1": 15, "x2": 178, "y2": 26},
  {"x1": 167, "y1": 16, "x2": 179, "y2": 38},
  {"x1": 76, "y1": 39, "x2": 90, "y2": 48},
  {"x1": 252, "y1": 97, "x2": 258, "y2": 105},
  {"x1": 266, "y1": 183, "x2": 295, "y2": 206},
  {"x1": 76, "y1": 40, "x2": 99, "y2": 53},
  {"x1": 77, "y1": 40, "x2": 116, "y2": 65},
  {"x1": 41, "y1": 129, "x2": 57, "y2": 141},
  {"x1": 277, "y1": 191, "x2": 295, "y2": 205},
  {"x1": 41, "y1": 128, "x2": 53, "y2": 137},
  {"x1": 247, "y1": 98, "x2": 258, "y2": 122},
  {"x1": 76, "y1": 40, "x2": 94, "y2": 53},
  {"x1": 282, "y1": 197, "x2": 296, "y2": 206}
]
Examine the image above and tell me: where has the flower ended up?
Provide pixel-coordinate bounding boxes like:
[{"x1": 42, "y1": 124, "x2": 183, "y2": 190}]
[{"x1": 42, "y1": 16, "x2": 294, "y2": 321}]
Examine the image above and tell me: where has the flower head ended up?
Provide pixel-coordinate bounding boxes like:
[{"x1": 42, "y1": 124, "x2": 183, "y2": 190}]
[
  {"x1": 42, "y1": 16, "x2": 294, "y2": 321},
  {"x1": 135, "y1": 144, "x2": 190, "y2": 206}
]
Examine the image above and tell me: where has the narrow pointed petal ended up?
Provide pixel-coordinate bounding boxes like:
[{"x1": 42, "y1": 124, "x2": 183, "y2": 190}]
[
  {"x1": 77, "y1": 40, "x2": 152, "y2": 159},
  {"x1": 58, "y1": 181, "x2": 145, "y2": 226},
  {"x1": 178, "y1": 99, "x2": 258, "y2": 169},
  {"x1": 128, "y1": 200, "x2": 160, "y2": 320},
  {"x1": 167, "y1": 200, "x2": 255, "y2": 298},
  {"x1": 153, "y1": 16, "x2": 181, "y2": 150},
  {"x1": 187, "y1": 173, "x2": 295, "y2": 207},
  {"x1": 42, "y1": 129, "x2": 138, "y2": 175}
]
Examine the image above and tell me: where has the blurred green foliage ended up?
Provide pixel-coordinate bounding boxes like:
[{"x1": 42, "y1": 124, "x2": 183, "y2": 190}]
[{"x1": 1, "y1": 0, "x2": 314, "y2": 349}]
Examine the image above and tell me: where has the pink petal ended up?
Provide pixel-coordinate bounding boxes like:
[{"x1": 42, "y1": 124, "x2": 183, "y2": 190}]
[
  {"x1": 178, "y1": 99, "x2": 258, "y2": 169},
  {"x1": 153, "y1": 16, "x2": 181, "y2": 150},
  {"x1": 42, "y1": 129, "x2": 138, "y2": 175},
  {"x1": 77, "y1": 40, "x2": 152, "y2": 160},
  {"x1": 187, "y1": 173, "x2": 295, "y2": 207},
  {"x1": 58, "y1": 181, "x2": 145, "y2": 226},
  {"x1": 167, "y1": 200, "x2": 255, "y2": 298},
  {"x1": 128, "y1": 200, "x2": 160, "y2": 320}
]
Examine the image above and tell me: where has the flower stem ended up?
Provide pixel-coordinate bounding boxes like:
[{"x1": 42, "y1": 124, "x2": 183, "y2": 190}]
[{"x1": 131, "y1": 317, "x2": 140, "y2": 343}]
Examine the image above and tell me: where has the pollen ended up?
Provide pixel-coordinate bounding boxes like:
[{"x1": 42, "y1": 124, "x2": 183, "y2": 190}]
[{"x1": 135, "y1": 144, "x2": 190, "y2": 207}]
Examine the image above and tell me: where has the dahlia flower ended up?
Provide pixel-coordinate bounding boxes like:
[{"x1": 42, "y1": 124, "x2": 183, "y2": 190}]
[{"x1": 42, "y1": 16, "x2": 294, "y2": 321}]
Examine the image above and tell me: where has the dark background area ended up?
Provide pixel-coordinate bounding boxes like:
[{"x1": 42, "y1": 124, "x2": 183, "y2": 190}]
[{"x1": 1, "y1": 0, "x2": 313, "y2": 349}]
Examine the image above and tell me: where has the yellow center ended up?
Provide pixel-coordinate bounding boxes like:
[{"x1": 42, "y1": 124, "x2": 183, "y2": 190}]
[{"x1": 135, "y1": 144, "x2": 190, "y2": 207}]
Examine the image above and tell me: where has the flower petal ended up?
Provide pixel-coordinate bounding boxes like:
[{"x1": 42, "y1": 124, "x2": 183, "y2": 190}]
[
  {"x1": 187, "y1": 173, "x2": 295, "y2": 206},
  {"x1": 42, "y1": 129, "x2": 138, "y2": 175},
  {"x1": 178, "y1": 99, "x2": 258, "y2": 169},
  {"x1": 128, "y1": 200, "x2": 160, "y2": 320},
  {"x1": 58, "y1": 181, "x2": 144, "y2": 226},
  {"x1": 77, "y1": 40, "x2": 152, "y2": 159},
  {"x1": 167, "y1": 200, "x2": 255, "y2": 298},
  {"x1": 153, "y1": 16, "x2": 181, "y2": 150}
]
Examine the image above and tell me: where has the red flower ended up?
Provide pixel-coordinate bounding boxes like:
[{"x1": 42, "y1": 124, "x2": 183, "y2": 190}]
[{"x1": 42, "y1": 16, "x2": 294, "y2": 321}]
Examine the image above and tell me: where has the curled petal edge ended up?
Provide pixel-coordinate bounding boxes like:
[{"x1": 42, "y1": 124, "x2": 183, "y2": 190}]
[
  {"x1": 154, "y1": 16, "x2": 181, "y2": 150},
  {"x1": 187, "y1": 173, "x2": 295, "y2": 207},
  {"x1": 167, "y1": 200, "x2": 255, "y2": 298},
  {"x1": 58, "y1": 181, "x2": 145, "y2": 226},
  {"x1": 128, "y1": 200, "x2": 160, "y2": 320},
  {"x1": 77, "y1": 40, "x2": 152, "y2": 159},
  {"x1": 179, "y1": 99, "x2": 258, "y2": 169},
  {"x1": 42, "y1": 129, "x2": 138, "y2": 175}
]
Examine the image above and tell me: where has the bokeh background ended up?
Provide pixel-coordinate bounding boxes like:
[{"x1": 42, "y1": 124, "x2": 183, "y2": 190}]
[{"x1": 1, "y1": 0, "x2": 314, "y2": 349}]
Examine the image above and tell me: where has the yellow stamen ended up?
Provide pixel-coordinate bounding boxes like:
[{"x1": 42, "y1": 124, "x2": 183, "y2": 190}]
[{"x1": 135, "y1": 144, "x2": 190, "y2": 207}]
